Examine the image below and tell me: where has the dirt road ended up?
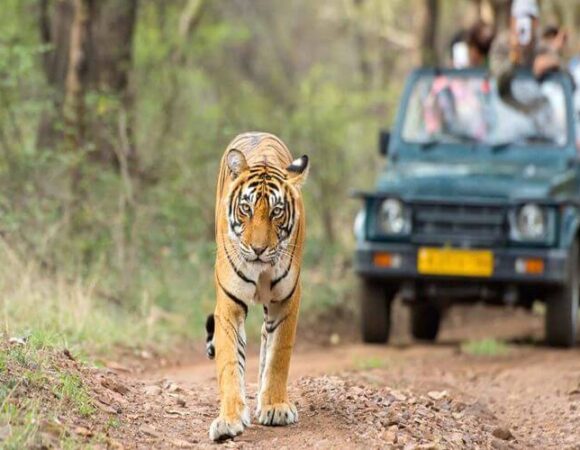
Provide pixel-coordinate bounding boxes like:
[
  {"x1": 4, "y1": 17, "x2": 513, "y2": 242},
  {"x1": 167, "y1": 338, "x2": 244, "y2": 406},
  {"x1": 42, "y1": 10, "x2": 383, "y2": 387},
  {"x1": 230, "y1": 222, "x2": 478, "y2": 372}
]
[{"x1": 102, "y1": 308, "x2": 580, "y2": 449}]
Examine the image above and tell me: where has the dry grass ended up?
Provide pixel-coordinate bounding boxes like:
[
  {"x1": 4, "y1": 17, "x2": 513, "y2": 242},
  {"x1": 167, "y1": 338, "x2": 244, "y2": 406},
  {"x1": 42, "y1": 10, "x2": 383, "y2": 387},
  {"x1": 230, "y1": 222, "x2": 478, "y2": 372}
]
[{"x1": 0, "y1": 238, "x2": 173, "y2": 354}]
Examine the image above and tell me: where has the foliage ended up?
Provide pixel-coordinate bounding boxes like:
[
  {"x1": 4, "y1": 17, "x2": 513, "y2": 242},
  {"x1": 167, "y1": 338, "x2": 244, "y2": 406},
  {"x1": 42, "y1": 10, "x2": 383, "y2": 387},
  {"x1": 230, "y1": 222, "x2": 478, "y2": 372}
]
[
  {"x1": 0, "y1": 0, "x2": 387, "y2": 350},
  {"x1": 355, "y1": 356, "x2": 387, "y2": 370},
  {"x1": 53, "y1": 374, "x2": 95, "y2": 417},
  {"x1": 0, "y1": 340, "x2": 94, "y2": 448},
  {"x1": 6, "y1": 0, "x2": 572, "y2": 350},
  {"x1": 461, "y1": 338, "x2": 510, "y2": 357}
]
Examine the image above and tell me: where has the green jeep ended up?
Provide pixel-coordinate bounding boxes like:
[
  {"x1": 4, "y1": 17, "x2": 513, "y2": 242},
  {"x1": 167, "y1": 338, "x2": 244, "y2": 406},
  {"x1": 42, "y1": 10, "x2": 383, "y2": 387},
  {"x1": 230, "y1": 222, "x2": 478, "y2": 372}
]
[{"x1": 354, "y1": 68, "x2": 580, "y2": 347}]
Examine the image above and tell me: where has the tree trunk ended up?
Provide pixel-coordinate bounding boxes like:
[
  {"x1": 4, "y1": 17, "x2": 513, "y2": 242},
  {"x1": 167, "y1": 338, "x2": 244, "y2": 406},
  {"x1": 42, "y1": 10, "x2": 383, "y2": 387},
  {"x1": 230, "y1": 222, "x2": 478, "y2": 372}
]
[
  {"x1": 38, "y1": 0, "x2": 138, "y2": 169},
  {"x1": 63, "y1": 0, "x2": 89, "y2": 152},
  {"x1": 179, "y1": 0, "x2": 207, "y2": 40},
  {"x1": 488, "y1": 0, "x2": 512, "y2": 31},
  {"x1": 38, "y1": 0, "x2": 73, "y2": 150},
  {"x1": 353, "y1": 0, "x2": 372, "y2": 85},
  {"x1": 418, "y1": 0, "x2": 439, "y2": 66}
]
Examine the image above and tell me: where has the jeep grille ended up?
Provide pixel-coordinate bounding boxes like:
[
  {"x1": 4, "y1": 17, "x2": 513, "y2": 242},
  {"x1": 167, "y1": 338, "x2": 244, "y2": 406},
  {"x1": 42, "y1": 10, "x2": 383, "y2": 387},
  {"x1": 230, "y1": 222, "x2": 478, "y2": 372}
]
[{"x1": 411, "y1": 202, "x2": 508, "y2": 247}]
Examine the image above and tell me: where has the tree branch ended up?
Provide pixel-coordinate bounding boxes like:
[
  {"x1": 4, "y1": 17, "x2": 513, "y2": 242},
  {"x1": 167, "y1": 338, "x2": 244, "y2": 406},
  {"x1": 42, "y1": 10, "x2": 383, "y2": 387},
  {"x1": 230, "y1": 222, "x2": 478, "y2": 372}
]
[{"x1": 178, "y1": 0, "x2": 207, "y2": 40}]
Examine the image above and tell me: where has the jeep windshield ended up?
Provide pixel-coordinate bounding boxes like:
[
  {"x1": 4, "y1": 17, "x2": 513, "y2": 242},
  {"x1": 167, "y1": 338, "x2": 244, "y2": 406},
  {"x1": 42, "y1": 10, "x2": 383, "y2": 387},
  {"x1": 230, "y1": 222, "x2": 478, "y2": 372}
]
[{"x1": 402, "y1": 72, "x2": 568, "y2": 148}]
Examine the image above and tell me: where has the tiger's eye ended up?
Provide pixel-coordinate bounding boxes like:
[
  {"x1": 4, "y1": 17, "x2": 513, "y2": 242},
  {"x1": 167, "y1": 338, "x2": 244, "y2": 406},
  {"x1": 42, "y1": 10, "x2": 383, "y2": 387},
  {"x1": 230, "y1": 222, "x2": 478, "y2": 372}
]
[
  {"x1": 272, "y1": 206, "x2": 283, "y2": 217},
  {"x1": 240, "y1": 203, "x2": 251, "y2": 215}
]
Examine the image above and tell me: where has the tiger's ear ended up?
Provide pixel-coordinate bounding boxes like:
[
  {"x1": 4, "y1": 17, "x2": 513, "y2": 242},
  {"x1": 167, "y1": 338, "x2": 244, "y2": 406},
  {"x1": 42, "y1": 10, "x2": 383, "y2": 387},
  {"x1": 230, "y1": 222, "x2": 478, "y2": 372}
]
[
  {"x1": 286, "y1": 155, "x2": 309, "y2": 188},
  {"x1": 226, "y1": 148, "x2": 248, "y2": 179}
]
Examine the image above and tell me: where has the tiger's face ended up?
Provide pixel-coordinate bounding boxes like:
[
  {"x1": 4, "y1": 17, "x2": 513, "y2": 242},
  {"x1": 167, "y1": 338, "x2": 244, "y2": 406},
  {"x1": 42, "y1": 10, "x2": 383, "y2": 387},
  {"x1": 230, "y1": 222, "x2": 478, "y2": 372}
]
[{"x1": 225, "y1": 149, "x2": 309, "y2": 265}]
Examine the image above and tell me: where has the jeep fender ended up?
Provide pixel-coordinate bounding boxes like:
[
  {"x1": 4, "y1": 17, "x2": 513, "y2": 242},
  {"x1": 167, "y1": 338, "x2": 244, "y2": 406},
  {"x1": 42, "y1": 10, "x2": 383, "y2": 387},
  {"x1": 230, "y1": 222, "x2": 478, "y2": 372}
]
[{"x1": 559, "y1": 205, "x2": 580, "y2": 249}]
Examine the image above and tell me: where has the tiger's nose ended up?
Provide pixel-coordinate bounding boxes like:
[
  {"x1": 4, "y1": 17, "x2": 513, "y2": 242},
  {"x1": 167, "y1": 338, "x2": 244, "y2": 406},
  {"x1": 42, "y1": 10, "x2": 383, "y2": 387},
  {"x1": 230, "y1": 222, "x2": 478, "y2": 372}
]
[{"x1": 251, "y1": 245, "x2": 267, "y2": 256}]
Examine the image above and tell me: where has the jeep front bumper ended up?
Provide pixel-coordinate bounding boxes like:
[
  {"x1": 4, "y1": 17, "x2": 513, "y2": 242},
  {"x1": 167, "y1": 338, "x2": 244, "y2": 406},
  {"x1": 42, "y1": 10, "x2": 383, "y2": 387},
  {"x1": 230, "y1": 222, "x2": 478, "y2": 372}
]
[{"x1": 355, "y1": 241, "x2": 569, "y2": 285}]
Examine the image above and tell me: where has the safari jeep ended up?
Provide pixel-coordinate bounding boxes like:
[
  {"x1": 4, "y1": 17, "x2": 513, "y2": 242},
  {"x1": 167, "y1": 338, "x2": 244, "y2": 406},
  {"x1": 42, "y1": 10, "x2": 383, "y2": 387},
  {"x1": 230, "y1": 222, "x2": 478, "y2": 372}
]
[{"x1": 354, "y1": 68, "x2": 580, "y2": 347}]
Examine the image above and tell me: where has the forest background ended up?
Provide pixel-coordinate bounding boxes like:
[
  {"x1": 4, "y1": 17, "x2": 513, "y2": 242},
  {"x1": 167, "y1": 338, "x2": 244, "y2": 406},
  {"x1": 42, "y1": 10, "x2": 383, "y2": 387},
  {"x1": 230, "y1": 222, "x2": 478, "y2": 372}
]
[{"x1": 2, "y1": 0, "x2": 579, "y2": 353}]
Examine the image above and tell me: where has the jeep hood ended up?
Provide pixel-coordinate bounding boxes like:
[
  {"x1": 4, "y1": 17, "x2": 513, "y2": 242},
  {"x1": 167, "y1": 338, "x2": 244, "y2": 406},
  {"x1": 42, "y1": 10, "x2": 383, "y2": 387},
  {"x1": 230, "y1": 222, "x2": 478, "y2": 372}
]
[{"x1": 376, "y1": 161, "x2": 574, "y2": 201}]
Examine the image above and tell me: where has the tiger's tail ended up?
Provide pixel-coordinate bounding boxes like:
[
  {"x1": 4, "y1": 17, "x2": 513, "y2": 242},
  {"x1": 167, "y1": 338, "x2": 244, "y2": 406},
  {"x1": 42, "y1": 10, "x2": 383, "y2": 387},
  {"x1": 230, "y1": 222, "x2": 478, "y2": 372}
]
[{"x1": 205, "y1": 314, "x2": 215, "y2": 359}]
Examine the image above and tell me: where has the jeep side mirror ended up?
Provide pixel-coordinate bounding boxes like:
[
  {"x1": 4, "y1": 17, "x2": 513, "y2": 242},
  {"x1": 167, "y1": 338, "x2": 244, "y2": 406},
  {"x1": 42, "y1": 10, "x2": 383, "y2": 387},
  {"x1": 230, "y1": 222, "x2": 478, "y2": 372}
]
[{"x1": 379, "y1": 130, "x2": 390, "y2": 156}]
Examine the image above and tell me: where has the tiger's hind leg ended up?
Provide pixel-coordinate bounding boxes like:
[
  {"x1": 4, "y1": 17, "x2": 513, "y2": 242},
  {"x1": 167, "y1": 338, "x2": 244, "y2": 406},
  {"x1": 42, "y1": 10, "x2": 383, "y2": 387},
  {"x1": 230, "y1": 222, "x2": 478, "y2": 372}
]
[
  {"x1": 256, "y1": 287, "x2": 300, "y2": 426},
  {"x1": 205, "y1": 314, "x2": 215, "y2": 359},
  {"x1": 209, "y1": 292, "x2": 250, "y2": 441}
]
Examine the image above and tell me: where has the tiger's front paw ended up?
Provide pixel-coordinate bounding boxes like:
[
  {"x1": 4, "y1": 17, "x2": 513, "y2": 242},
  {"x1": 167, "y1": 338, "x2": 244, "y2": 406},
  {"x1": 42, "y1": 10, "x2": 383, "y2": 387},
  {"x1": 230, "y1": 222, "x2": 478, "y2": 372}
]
[
  {"x1": 256, "y1": 402, "x2": 298, "y2": 426},
  {"x1": 209, "y1": 407, "x2": 251, "y2": 441}
]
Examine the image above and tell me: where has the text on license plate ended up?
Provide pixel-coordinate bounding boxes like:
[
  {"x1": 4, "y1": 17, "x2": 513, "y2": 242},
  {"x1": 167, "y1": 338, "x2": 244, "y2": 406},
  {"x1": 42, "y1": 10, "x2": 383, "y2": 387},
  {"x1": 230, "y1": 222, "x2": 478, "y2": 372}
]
[{"x1": 417, "y1": 247, "x2": 494, "y2": 277}]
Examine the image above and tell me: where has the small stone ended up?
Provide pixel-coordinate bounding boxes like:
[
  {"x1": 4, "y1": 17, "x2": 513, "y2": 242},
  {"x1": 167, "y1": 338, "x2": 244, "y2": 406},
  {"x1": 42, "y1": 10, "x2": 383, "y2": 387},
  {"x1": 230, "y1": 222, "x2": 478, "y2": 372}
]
[
  {"x1": 95, "y1": 399, "x2": 120, "y2": 414},
  {"x1": 166, "y1": 382, "x2": 182, "y2": 393},
  {"x1": 381, "y1": 429, "x2": 397, "y2": 443},
  {"x1": 428, "y1": 390, "x2": 448, "y2": 400},
  {"x1": 8, "y1": 337, "x2": 26, "y2": 346},
  {"x1": 144, "y1": 385, "x2": 162, "y2": 396},
  {"x1": 449, "y1": 432, "x2": 463, "y2": 443},
  {"x1": 171, "y1": 439, "x2": 196, "y2": 448},
  {"x1": 140, "y1": 424, "x2": 161, "y2": 438},
  {"x1": 351, "y1": 386, "x2": 365, "y2": 396},
  {"x1": 102, "y1": 378, "x2": 130, "y2": 395},
  {"x1": 491, "y1": 438, "x2": 511, "y2": 449},
  {"x1": 390, "y1": 390, "x2": 407, "y2": 402},
  {"x1": 74, "y1": 426, "x2": 93, "y2": 437},
  {"x1": 104, "y1": 361, "x2": 130, "y2": 372},
  {"x1": 418, "y1": 442, "x2": 438, "y2": 450},
  {"x1": 165, "y1": 409, "x2": 189, "y2": 417},
  {"x1": 492, "y1": 426, "x2": 513, "y2": 440}
]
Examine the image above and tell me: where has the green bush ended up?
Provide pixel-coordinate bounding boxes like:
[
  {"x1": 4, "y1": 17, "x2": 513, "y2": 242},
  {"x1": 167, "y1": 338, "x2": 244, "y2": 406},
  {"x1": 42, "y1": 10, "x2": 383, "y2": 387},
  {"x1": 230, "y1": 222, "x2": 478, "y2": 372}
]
[{"x1": 0, "y1": 0, "x2": 403, "y2": 351}]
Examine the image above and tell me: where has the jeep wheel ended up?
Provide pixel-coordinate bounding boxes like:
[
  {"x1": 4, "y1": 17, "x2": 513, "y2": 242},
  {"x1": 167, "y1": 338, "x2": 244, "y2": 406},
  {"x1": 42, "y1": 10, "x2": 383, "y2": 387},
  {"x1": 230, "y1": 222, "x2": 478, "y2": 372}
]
[
  {"x1": 410, "y1": 302, "x2": 441, "y2": 342},
  {"x1": 545, "y1": 241, "x2": 579, "y2": 348},
  {"x1": 360, "y1": 279, "x2": 395, "y2": 343}
]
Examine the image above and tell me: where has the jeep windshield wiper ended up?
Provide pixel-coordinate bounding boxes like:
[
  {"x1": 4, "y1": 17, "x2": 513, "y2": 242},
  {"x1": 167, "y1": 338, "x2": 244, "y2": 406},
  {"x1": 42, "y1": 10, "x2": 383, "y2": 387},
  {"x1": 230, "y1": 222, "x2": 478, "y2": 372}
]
[
  {"x1": 419, "y1": 139, "x2": 438, "y2": 150},
  {"x1": 524, "y1": 136, "x2": 557, "y2": 145},
  {"x1": 418, "y1": 134, "x2": 478, "y2": 150},
  {"x1": 491, "y1": 135, "x2": 557, "y2": 152},
  {"x1": 456, "y1": 135, "x2": 480, "y2": 146},
  {"x1": 490, "y1": 141, "x2": 512, "y2": 152}
]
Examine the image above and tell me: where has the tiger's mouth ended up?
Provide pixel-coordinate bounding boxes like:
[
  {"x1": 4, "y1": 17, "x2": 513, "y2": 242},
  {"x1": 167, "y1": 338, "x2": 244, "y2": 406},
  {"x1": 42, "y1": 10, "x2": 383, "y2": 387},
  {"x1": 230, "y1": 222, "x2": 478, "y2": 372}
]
[
  {"x1": 239, "y1": 245, "x2": 279, "y2": 265},
  {"x1": 245, "y1": 254, "x2": 277, "y2": 265},
  {"x1": 249, "y1": 257, "x2": 271, "y2": 264}
]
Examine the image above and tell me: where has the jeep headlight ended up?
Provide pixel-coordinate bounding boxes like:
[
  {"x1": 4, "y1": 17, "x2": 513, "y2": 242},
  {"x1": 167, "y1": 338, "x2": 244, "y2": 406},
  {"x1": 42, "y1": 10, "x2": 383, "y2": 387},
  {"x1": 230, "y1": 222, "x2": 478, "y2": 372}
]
[
  {"x1": 510, "y1": 203, "x2": 555, "y2": 242},
  {"x1": 353, "y1": 209, "x2": 365, "y2": 241},
  {"x1": 517, "y1": 204, "x2": 545, "y2": 239},
  {"x1": 378, "y1": 198, "x2": 410, "y2": 235}
]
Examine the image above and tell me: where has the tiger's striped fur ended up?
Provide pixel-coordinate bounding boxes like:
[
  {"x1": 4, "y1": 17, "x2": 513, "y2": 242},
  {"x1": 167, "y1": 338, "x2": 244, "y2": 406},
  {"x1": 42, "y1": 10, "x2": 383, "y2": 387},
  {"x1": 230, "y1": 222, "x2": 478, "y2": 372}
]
[{"x1": 208, "y1": 132, "x2": 309, "y2": 441}]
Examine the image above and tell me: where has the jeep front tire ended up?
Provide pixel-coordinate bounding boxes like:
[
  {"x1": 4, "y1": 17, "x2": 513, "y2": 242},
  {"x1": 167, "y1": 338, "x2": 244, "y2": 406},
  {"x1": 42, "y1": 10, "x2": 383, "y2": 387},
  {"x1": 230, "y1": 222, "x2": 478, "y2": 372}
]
[
  {"x1": 545, "y1": 241, "x2": 579, "y2": 347},
  {"x1": 360, "y1": 279, "x2": 395, "y2": 343}
]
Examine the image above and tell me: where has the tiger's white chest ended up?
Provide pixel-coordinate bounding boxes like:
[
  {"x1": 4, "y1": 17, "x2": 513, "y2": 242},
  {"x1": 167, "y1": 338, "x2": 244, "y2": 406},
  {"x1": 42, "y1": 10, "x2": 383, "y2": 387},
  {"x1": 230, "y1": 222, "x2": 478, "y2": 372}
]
[
  {"x1": 223, "y1": 244, "x2": 297, "y2": 306},
  {"x1": 253, "y1": 270, "x2": 273, "y2": 305},
  {"x1": 240, "y1": 258, "x2": 295, "y2": 305}
]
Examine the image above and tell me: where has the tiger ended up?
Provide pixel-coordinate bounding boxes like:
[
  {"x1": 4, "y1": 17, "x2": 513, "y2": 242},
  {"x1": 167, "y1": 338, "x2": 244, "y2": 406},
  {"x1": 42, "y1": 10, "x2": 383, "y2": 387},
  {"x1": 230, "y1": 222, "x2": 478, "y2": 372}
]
[{"x1": 206, "y1": 132, "x2": 309, "y2": 441}]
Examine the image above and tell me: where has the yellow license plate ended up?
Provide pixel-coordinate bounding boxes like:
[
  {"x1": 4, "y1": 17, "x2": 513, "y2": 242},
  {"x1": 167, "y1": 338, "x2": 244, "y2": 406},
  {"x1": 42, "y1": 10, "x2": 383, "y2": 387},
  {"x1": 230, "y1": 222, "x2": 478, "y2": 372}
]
[{"x1": 417, "y1": 248, "x2": 493, "y2": 277}]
